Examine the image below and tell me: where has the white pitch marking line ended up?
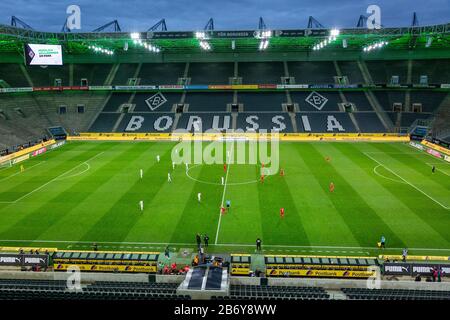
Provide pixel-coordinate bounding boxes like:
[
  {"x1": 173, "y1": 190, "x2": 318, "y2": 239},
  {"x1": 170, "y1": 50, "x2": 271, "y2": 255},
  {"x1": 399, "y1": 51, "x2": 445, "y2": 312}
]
[
  {"x1": 426, "y1": 163, "x2": 450, "y2": 177},
  {"x1": 55, "y1": 162, "x2": 90, "y2": 181},
  {"x1": 2, "y1": 239, "x2": 450, "y2": 252},
  {"x1": 373, "y1": 164, "x2": 406, "y2": 184},
  {"x1": 364, "y1": 152, "x2": 449, "y2": 210},
  {"x1": 185, "y1": 164, "x2": 261, "y2": 186},
  {"x1": 0, "y1": 161, "x2": 46, "y2": 183},
  {"x1": 215, "y1": 146, "x2": 233, "y2": 245},
  {"x1": 9, "y1": 151, "x2": 104, "y2": 204}
]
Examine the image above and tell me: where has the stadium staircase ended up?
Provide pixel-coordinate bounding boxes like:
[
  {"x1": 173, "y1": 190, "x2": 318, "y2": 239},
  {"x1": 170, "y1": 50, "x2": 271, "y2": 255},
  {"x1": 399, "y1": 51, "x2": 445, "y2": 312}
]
[
  {"x1": 104, "y1": 64, "x2": 120, "y2": 86},
  {"x1": 429, "y1": 100, "x2": 450, "y2": 141},
  {"x1": 365, "y1": 90, "x2": 395, "y2": 132},
  {"x1": 177, "y1": 266, "x2": 229, "y2": 299}
]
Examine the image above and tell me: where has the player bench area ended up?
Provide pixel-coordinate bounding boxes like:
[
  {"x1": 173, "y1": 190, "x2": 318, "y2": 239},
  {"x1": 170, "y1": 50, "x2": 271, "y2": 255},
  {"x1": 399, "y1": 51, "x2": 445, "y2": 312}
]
[
  {"x1": 264, "y1": 255, "x2": 379, "y2": 278},
  {"x1": 52, "y1": 250, "x2": 160, "y2": 273}
]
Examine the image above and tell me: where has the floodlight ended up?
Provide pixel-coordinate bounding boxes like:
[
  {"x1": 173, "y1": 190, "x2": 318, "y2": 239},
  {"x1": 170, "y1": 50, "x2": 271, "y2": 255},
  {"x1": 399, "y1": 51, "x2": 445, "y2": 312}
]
[
  {"x1": 330, "y1": 28, "x2": 340, "y2": 37},
  {"x1": 130, "y1": 32, "x2": 140, "y2": 40}
]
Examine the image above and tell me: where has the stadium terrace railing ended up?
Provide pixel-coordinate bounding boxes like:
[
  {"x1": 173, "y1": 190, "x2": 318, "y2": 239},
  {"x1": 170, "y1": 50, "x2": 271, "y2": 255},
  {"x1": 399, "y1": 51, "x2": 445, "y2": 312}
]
[{"x1": 1, "y1": 83, "x2": 450, "y2": 94}]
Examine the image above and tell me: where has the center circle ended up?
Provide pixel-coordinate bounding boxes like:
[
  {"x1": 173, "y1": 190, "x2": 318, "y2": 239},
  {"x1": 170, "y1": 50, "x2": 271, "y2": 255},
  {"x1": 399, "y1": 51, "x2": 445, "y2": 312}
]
[{"x1": 185, "y1": 164, "x2": 267, "y2": 186}]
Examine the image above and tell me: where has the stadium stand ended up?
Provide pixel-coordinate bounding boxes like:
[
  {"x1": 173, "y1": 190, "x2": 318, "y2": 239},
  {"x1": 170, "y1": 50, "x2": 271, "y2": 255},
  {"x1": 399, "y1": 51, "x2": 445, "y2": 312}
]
[
  {"x1": 138, "y1": 63, "x2": 185, "y2": 85},
  {"x1": 352, "y1": 112, "x2": 386, "y2": 132},
  {"x1": 288, "y1": 61, "x2": 336, "y2": 84},
  {"x1": 27, "y1": 65, "x2": 70, "y2": 87},
  {"x1": 0, "y1": 279, "x2": 188, "y2": 301},
  {"x1": 213, "y1": 285, "x2": 330, "y2": 300},
  {"x1": 177, "y1": 113, "x2": 233, "y2": 132},
  {"x1": 133, "y1": 92, "x2": 181, "y2": 112},
  {"x1": 342, "y1": 288, "x2": 450, "y2": 300},
  {"x1": 410, "y1": 90, "x2": 447, "y2": 113},
  {"x1": 291, "y1": 91, "x2": 342, "y2": 112},
  {"x1": 89, "y1": 113, "x2": 123, "y2": 132},
  {"x1": 0, "y1": 63, "x2": 28, "y2": 87},
  {"x1": 185, "y1": 92, "x2": 232, "y2": 112},
  {"x1": 337, "y1": 61, "x2": 365, "y2": 84},
  {"x1": 115, "y1": 113, "x2": 175, "y2": 132},
  {"x1": 296, "y1": 112, "x2": 356, "y2": 132},
  {"x1": 373, "y1": 91, "x2": 406, "y2": 111},
  {"x1": 112, "y1": 63, "x2": 139, "y2": 85},
  {"x1": 238, "y1": 92, "x2": 286, "y2": 111},
  {"x1": 239, "y1": 62, "x2": 284, "y2": 84},
  {"x1": 400, "y1": 112, "x2": 432, "y2": 127},
  {"x1": 344, "y1": 92, "x2": 374, "y2": 111},
  {"x1": 189, "y1": 62, "x2": 234, "y2": 84},
  {"x1": 412, "y1": 59, "x2": 450, "y2": 84},
  {"x1": 237, "y1": 113, "x2": 293, "y2": 132},
  {"x1": 102, "y1": 92, "x2": 133, "y2": 112},
  {"x1": 73, "y1": 64, "x2": 112, "y2": 86},
  {"x1": 365, "y1": 60, "x2": 409, "y2": 84}
]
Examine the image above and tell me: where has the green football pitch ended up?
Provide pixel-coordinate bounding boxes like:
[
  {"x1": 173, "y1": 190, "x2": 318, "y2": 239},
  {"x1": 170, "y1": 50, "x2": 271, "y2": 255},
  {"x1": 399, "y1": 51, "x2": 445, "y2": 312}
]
[{"x1": 0, "y1": 141, "x2": 449, "y2": 256}]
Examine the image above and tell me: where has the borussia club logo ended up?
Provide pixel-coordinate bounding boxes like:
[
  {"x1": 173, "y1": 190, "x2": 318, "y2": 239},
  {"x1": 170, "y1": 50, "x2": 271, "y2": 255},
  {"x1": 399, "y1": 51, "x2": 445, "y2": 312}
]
[
  {"x1": 305, "y1": 91, "x2": 328, "y2": 110},
  {"x1": 145, "y1": 92, "x2": 167, "y2": 111}
]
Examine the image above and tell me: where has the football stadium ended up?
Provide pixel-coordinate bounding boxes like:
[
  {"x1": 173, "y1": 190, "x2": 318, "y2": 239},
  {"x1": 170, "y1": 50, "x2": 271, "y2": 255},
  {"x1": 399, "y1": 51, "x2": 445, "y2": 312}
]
[{"x1": 0, "y1": 1, "x2": 449, "y2": 308}]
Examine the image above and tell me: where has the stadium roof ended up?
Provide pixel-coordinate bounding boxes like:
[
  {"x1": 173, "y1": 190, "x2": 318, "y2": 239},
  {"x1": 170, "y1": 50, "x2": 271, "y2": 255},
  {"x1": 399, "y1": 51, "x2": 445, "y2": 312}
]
[{"x1": 0, "y1": 22, "x2": 449, "y2": 54}]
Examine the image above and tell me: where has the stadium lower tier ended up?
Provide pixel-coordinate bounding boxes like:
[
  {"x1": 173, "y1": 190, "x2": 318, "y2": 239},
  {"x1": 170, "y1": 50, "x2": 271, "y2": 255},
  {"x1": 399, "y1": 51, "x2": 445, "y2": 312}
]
[
  {"x1": 0, "y1": 279, "x2": 187, "y2": 301},
  {"x1": 1, "y1": 279, "x2": 449, "y2": 301},
  {"x1": 90, "y1": 112, "x2": 388, "y2": 133}
]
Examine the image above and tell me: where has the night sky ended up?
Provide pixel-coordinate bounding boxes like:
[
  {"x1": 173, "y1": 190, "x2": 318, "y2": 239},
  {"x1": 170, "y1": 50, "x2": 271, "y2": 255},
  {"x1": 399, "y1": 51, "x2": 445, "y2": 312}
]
[{"x1": 1, "y1": 0, "x2": 449, "y2": 31}]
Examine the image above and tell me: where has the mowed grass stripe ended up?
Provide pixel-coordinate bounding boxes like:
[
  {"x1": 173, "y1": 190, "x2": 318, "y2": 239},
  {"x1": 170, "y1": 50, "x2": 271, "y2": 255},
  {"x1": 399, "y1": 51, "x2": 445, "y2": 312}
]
[
  {"x1": 297, "y1": 143, "x2": 406, "y2": 248},
  {"x1": 0, "y1": 141, "x2": 87, "y2": 180},
  {"x1": 332, "y1": 143, "x2": 450, "y2": 248},
  {"x1": 360, "y1": 143, "x2": 450, "y2": 246},
  {"x1": 256, "y1": 159, "x2": 311, "y2": 246},
  {"x1": 123, "y1": 142, "x2": 219, "y2": 243},
  {"x1": 0, "y1": 143, "x2": 104, "y2": 202},
  {"x1": 0, "y1": 143, "x2": 133, "y2": 244},
  {"x1": 36, "y1": 142, "x2": 172, "y2": 242},
  {"x1": 373, "y1": 143, "x2": 450, "y2": 190},
  {"x1": 78, "y1": 143, "x2": 175, "y2": 243},
  {"x1": 218, "y1": 164, "x2": 264, "y2": 244},
  {"x1": 0, "y1": 143, "x2": 110, "y2": 228},
  {"x1": 168, "y1": 162, "x2": 224, "y2": 244},
  {"x1": 368, "y1": 144, "x2": 449, "y2": 208},
  {"x1": 280, "y1": 143, "x2": 361, "y2": 247}
]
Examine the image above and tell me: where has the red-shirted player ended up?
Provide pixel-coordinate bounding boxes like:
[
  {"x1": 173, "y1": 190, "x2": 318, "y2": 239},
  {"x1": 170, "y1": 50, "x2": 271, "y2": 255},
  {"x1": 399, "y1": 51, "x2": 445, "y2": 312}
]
[
  {"x1": 329, "y1": 182, "x2": 335, "y2": 193},
  {"x1": 280, "y1": 207, "x2": 285, "y2": 218},
  {"x1": 220, "y1": 206, "x2": 226, "y2": 215},
  {"x1": 260, "y1": 174, "x2": 265, "y2": 183},
  {"x1": 280, "y1": 168, "x2": 285, "y2": 176},
  {"x1": 223, "y1": 164, "x2": 227, "y2": 172}
]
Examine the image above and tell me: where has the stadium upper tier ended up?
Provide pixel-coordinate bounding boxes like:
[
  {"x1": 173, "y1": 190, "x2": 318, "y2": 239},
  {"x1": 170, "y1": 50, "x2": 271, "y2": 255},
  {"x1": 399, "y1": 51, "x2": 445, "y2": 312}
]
[{"x1": 0, "y1": 59, "x2": 449, "y2": 87}]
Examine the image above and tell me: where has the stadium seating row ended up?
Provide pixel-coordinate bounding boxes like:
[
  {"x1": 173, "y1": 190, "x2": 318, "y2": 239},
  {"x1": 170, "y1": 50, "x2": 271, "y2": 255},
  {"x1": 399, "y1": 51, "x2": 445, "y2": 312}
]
[{"x1": 1, "y1": 60, "x2": 449, "y2": 87}]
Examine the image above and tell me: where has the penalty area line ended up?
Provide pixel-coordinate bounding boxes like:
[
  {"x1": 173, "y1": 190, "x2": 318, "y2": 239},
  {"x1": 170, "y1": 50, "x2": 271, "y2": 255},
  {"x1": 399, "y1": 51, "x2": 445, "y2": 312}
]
[
  {"x1": 5, "y1": 151, "x2": 104, "y2": 204},
  {"x1": 364, "y1": 152, "x2": 450, "y2": 210}
]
